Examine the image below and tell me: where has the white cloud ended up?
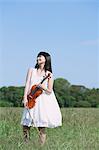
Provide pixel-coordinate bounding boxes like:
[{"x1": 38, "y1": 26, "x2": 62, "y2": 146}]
[{"x1": 80, "y1": 39, "x2": 99, "y2": 46}]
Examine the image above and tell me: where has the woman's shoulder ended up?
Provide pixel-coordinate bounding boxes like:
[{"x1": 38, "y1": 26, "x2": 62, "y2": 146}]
[
  {"x1": 27, "y1": 67, "x2": 36, "y2": 73},
  {"x1": 46, "y1": 70, "x2": 53, "y2": 78},
  {"x1": 46, "y1": 70, "x2": 52, "y2": 74}
]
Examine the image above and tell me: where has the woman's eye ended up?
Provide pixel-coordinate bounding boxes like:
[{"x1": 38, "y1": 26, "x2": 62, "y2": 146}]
[{"x1": 37, "y1": 59, "x2": 41, "y2": 61}]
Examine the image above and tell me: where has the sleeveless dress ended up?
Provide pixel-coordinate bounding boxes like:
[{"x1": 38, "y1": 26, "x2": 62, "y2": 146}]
[{"x1": 21, "y1": 68, "x2": 62, "y2": 128}]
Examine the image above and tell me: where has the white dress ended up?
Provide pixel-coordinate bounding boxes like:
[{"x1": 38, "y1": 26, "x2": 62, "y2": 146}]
[{"x1": 21, "y1": 68, "x2": 62, "y2": 128}]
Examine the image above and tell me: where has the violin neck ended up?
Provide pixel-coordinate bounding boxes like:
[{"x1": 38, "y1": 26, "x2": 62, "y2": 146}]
[{"x1": 40, "y1": 74, "x2": 50, "y2": 84}]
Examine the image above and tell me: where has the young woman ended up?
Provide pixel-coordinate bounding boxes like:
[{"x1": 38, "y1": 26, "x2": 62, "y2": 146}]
[{"x1": 21, "y1": 51, "x2": 62, "y2": 145}]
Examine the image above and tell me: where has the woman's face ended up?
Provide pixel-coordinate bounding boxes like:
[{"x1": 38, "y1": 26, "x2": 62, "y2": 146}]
[{"x1": 37, "y1": 55, "x2": 46, "y2": 65}]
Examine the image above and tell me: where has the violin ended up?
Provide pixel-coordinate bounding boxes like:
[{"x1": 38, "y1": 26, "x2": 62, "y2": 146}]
[{"x1": 26, "y1": 73, "x2": 51, "y2": 109}]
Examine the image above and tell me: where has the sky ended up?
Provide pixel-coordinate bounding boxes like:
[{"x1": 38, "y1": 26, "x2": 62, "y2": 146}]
[{"x1": 0, "y1": 0, "x2": 99, "y2": 89}]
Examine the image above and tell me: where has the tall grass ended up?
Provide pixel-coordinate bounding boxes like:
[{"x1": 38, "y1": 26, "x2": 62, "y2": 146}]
[{"x1": 0, "y1": 107, "x2": 99, "y2": 150}]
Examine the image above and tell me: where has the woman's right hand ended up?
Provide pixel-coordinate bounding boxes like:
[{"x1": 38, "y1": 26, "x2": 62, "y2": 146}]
[
  {"x1": 24, "y1": 101, "x2": 28, "y2": 108},
  {"x1": 23, "y1": 98, "x2": 28, "y2": 108}
]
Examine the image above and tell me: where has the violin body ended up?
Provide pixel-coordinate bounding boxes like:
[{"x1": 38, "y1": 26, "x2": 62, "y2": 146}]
[
  {"x1": 26, "y1": 84, "x2": 43, "y2": 109},
  {"x1": 26, "y1": 73, "x2": 50, "y2": 109}
]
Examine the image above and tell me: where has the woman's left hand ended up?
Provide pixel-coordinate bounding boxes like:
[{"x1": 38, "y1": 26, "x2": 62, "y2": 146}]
[{"x1": 38, "y1": 83, "x2": 46, "y2": 91}]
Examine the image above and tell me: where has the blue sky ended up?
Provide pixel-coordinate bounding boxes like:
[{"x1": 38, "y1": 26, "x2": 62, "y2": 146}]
[{"x1": 0, "y1": 0, "x2": 99, "y2": 89}]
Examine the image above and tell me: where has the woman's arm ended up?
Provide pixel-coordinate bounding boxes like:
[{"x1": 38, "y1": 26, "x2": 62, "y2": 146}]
[
  {"x1": 46, "y1": 73, "x2": 53, "y2": 94},
  {"x1": 23, "y1": 68, "x2": 32, "y2": 103},
  {"x1": 39, "y1": 72, "x2": 54, "y2": 94}
]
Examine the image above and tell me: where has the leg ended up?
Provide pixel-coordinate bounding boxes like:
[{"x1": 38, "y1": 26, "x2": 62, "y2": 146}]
[
  {"x1": 38, "y1": 127, "x2": 46, "y2": 146},
  {"x1": 23, "y1": 125, "x2": 31, "y2": 142}
]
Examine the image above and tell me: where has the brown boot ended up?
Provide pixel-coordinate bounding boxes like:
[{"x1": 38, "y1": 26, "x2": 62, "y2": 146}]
[
  {"x1": 23, "y1": 125, "x2": 30, "y2": 142},
  {"x1": 39, "y1": 132, "x2": 46, "y2": 146},
  {"x1": 38, "y1": 127, "x2": 46, "y2": 146}
]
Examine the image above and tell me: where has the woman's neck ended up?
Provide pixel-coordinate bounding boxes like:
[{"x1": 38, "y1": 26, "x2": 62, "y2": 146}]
[
  {"x1": 37, "y1": 64, "x2": 45, "y2": 76},
  {"x1": 38, "y1": 64, "x2": 45, "y2": 71}
]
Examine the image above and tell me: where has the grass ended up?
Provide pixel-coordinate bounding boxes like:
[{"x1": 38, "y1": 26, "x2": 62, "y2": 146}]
[{"x1": 0, "y1": 107, "x2": 99, "y2": 150}]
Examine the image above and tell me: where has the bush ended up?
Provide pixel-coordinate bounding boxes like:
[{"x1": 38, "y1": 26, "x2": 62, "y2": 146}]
[
  {"x1": 0, "y1": 100, "x2": 14, "y2": 107},
  {"x1": 74, "y1": 100, "x2": 91, "y2": 107}
]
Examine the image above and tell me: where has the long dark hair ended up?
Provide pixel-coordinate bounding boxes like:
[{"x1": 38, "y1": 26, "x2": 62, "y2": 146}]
[{"x1": 35, "y1": 51, "x2": 52, "y2": 73}]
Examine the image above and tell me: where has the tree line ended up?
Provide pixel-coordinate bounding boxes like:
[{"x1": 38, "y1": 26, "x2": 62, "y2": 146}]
[{"x1": 0, "y1": 78, "x2": 99, "y2": 107}]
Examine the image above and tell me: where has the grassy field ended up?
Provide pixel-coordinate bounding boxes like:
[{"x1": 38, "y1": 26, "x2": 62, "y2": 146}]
[{"x1": 0, "y1": 107, "x2": 99, "y2": 150}]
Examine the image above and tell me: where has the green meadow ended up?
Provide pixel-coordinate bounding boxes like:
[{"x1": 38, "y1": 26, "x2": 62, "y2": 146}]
[{"x1": 0, "y1": 107, "x2": 99, "y2": 150}]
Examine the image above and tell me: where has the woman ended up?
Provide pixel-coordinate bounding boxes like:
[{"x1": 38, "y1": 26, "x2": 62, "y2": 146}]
[{"x1": 21, "y1": 51, "x2": 62, "y2": 145}]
